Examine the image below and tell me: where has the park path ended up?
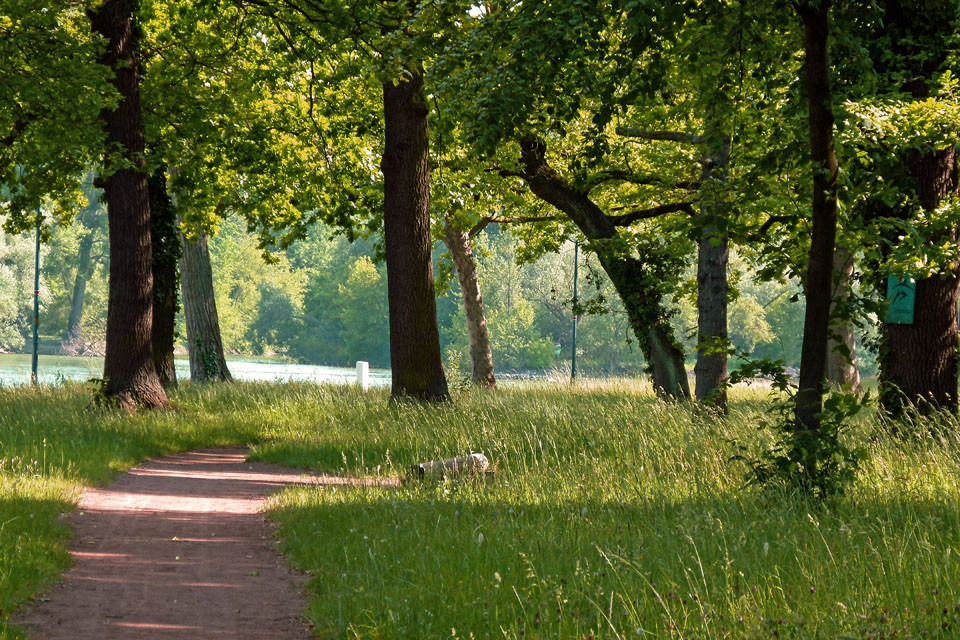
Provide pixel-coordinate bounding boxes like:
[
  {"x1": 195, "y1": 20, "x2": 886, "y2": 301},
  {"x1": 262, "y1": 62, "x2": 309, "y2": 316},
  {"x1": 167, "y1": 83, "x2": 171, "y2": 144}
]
[{"x1": 17, "y1": 446, "x2": 363, "y2": 639}]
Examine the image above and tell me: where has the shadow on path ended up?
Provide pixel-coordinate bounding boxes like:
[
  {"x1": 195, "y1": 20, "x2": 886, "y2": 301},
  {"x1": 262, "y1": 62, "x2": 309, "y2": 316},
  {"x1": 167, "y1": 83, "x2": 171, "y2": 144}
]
[{"x1": 16, "y1": 447, "x2": 391, "y2": 639}]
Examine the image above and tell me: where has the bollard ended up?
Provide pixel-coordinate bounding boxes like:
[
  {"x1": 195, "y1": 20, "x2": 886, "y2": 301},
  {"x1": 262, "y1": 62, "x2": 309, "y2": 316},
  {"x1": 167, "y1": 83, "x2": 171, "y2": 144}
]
[
  {"x1": 408, "y1": 453, "x2": 490, "y2": 481},
  {"x1": 356, "y1": 361, "x2": 369, "y2": 391}
]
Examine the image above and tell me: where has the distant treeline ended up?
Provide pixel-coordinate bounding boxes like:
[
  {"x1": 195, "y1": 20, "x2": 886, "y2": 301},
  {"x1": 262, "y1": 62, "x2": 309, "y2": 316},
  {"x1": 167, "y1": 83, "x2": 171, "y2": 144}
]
[{"x1": 1, "y1": 213, "x2": 861, "y2": 376}]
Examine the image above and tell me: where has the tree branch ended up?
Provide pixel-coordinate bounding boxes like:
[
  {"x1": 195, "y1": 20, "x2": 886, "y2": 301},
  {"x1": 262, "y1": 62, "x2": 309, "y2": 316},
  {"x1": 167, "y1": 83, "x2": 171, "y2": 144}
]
[
  {"x1": 580, "y1": 169, "x2": 701, "y2": 193},
  {"x1": 1, "y1": 111, "x2": 30, "y2": 148},
  {"x1": 469, "y1": 213, "x2": 560, "y2": 237},
  {"x1": 606, "y1": 202, "x2": 695, "y2": 226},
  {"x1": 615, "y1": 127, "x2": 705, "y2": 144},
  {"x1": 758, "y1": 214, "x2": 793, "y2": 235}
]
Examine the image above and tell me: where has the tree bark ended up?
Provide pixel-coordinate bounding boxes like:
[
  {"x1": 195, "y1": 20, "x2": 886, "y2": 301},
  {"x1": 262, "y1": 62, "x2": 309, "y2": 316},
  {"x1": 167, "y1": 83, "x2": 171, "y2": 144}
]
[
  {"x1": 381, "y1": 66, "x2": 450, "y2": 402},
  {"x1": 517, "y1": 137, "x2": 690, "y2": 400},
  {"x1": 88, "y1": 0, "x2": 167, "y2": 410},
  {"x1": 147, "y1": 168, "x2": 180, "y2": 388},
  {"x1": 825, "y1": 245, "x2": 861, "y2": 392},
  {"x1": 795, "y1": 1, "x2": 839, "y2": 432},
  {"x1": 880, "y1": 147, "x2": 959, "y2": 415},
  {"x1": 694, "y1": 134, "x2": 730, "y2": 412},
  {"x1": 180, "y1": 230, "x2": 232, "y2": 383},
  {"x1": 442, "y1": 217, "x2": 496, "y2": 388}
]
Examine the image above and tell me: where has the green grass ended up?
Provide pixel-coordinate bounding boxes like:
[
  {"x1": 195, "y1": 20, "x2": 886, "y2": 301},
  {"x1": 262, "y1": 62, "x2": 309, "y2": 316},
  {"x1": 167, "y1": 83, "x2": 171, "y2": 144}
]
[{"x1": 1, "y1": 380, "x2": 959, "y2": 639}]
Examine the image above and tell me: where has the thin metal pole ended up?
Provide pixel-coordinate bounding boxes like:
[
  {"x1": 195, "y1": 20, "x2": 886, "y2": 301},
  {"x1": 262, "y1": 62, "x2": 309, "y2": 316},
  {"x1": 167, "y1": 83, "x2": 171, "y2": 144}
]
[
  {"x1": 31, "y1": 218, "x2": 41, "y2": 385},
  {"x1": 571, "y1": 240, "x2": 579, "y2": 382}
]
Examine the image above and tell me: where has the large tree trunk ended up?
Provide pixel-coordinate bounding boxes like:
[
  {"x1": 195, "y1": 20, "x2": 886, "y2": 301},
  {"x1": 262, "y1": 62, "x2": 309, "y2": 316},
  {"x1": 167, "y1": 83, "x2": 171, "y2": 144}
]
[
  {"x1": 694, "y1": 133, "x2": 730, "y2": 412},
  {"x1": 381, "y1": 66, "x2": 450, "y2": 402},
  {"x1": 825, "y1": 245, "x2": 861, "y2": 392},
  {"x1": 872, "y1": 0, "x2": 959, "y2": 415},
  {"x1": 180, "y1": 230, "x2": 231, "y2": 383},
  {"x1": 517, "y1": 137, "x2": 690, "y2": 400},
  {"x1": 795, "y1": 1, "x2": 839, "y2": 432},
  {"x1": 880, "y1": 147, "x2": 959, "y2": 415},
  {"x1": 442, "y1": 217, "x2": 496, "y2": 388},
  {"x1": 89, "y1": 0, "x2": 168, "y2": 410},
  {"x1": 65, "y1": 227, "x2": 96, "y2": 340},
  {"x1": 147, "y1": 168, "x2": 180, "y2": 388}
]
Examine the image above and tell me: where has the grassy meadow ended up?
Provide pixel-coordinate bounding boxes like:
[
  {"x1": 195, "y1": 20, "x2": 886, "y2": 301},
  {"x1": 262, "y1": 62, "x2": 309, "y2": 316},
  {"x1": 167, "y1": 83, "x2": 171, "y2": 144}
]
[{"x1": 0, "y1": 380, "x2": 959, "y2": 639}]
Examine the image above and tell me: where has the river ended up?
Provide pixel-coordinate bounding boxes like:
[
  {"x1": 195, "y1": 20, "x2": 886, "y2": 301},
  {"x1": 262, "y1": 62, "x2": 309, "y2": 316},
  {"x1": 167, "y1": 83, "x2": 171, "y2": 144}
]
[{"x1": 0, "y1": 353, "x2": 391, "y2": 388}]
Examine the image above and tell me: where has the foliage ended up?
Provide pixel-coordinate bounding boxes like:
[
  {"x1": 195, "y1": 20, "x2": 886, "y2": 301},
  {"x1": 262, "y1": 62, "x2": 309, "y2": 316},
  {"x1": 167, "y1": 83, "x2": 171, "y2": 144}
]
[
  {"x1": 728, "y1": 358, "x2": 866, "y2": 498},
  {"x1": 336, "y1": 257, "x2": 390, "y2": 366},
  {"x1": 0, "y1": 231, "x2": 50, "y2": 352},
  {"x1": 0, "y1": 0, "x2": 113, "y2": 228},
  {"x1": 205, "y1": 217, "x2": 305, "y2": 355},
  {"x1": 839, "y1": 81, "x2": 960, "y2": 280}
]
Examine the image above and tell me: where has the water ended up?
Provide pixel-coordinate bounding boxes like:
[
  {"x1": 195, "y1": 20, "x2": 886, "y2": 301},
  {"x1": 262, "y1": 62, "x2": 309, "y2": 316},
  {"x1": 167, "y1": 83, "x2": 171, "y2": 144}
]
[{"x1": 0, "y1": 353, "x2": 391, "y2": 388}]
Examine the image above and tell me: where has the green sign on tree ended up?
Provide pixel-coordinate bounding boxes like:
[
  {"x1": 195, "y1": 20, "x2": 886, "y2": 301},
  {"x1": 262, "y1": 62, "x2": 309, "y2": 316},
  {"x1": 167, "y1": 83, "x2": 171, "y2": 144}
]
[{"x1": 885, "y1": 275, "x2": 916, "y2": 325}]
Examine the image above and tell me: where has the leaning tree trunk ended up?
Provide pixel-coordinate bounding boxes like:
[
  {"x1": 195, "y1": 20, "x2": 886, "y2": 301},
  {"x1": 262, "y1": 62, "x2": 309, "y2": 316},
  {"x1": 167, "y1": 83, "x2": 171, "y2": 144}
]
[
  {"x1": 180, "y1": 230, "x2": 231, "y2": 383},
  {"x1": 795, "y1": 1, "x2": 839, "y2": 432},
  {"x1": 442, "y1": 217, "x2": 496, "y2": 388},
  {"x1": 66, "y1": 183, "x2": 104, "y2": 340},
  {"x1": 381, "y1": 65, "x2": 450, "y2": 402},
  {"x1": 825, "y1": 245, "x2": 861, "y2": 392},
  {"x1": 147, "y1": 168, "x2": 180, "y2": 388},
  {"x1": 694, "y1": 132, "x2": 731, "y2": 412},
  {"x1": 646, "y1": 322, "x2": 692, "y2": 399},
  {"x1": 65, "y1": 228, "x2": 96, "y2": 340},
  {"x1": 880, "y1": 147, "x2": 959, "y2": 415},
  {"x1": 89, "y1": 0, "x2": 167, "y2": 410},
  {"x1": 516, "y1": 137, "x2": 690, "y2": 400}
]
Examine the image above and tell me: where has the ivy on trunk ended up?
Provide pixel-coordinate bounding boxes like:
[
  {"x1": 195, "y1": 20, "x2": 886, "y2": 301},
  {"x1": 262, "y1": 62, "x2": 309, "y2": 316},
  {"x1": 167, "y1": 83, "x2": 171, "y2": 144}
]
[
  {"x1": 515, "y1": 137, "x2": 691, "y2": 401},
  {"x1": 147, "y1": 167, "x2": 180, "y2": 389}
]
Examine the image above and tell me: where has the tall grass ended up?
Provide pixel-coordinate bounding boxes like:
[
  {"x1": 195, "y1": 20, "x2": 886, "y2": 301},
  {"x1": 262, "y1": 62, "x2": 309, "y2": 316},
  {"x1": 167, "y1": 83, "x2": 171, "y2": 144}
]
[
  {"x1": 1, "y1": 380, "x2": 959, "y2": 639},
  {"x1": 260, "y1": 381, "x2": 960, "y2": 639}
]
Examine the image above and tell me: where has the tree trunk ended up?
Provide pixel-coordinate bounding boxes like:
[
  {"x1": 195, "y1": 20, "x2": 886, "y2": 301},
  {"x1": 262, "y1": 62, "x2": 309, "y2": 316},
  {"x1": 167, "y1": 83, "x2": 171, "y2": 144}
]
[
  {"x1": 880, "y1": 147, "x2": 959, "y2": 415},
  {"x1": 825, "y1": 245, "x2": 861, "y2": 392},
  {"x1": 442, "y1": 217, "x2": 496, "y2": 388},
  {"x1": 516, "y1": 137, "x2": 690, "y2": 400},
  {"x1": 147, "y1": 168, "x2": 180, "y2": 388},
  {"x1": 65, "y1": 228, "x2": 95, "y2": 340},
  {"x1": 694, "y1": 133, "x2": 730, "y2": 412},
  {"x1": 795, "y1": 1, "x2": 839, "y2": 432},
  {"x1": 180, "y1": 230, "x2": 232, "y2": 383},
  {"x1": 647, "y1": 323, "x2": 691, "y2": 399},
  {"x1": 381, "y1": 66, "x2": 450, "y2": 402},
  {"x1": 872, "y1": 0, "x2": 960, "y2": 415},
  {"x1": 880, "y1": 268, "x2": 959, "y2": 415},
  {"x1": 89, "y1": 0, "x2": 167, "y2": 410},
  {"x1": 66, "y1": 181, "x2": 105, "y2": 340}
]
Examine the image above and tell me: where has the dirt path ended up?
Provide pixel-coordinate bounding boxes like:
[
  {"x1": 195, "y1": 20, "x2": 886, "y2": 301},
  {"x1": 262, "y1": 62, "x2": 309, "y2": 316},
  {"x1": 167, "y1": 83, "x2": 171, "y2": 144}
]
[{"x1": 18, "y1": 447, "x2": 324, "y2": 639}]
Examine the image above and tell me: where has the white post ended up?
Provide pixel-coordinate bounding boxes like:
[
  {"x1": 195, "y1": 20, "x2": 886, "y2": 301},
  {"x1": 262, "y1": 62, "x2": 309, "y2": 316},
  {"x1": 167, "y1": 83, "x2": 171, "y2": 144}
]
[{"x1": 356, "y1": 361, "x2": 369, "y2": 391}]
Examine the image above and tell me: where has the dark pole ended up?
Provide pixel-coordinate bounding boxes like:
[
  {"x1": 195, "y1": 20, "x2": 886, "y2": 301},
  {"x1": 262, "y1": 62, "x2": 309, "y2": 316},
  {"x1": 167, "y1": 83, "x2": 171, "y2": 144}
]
[
  {"x1": 571, "y1": 240, "x2": 579, "y2": 382},
  {"x1": 31, "y1": 217, "x2": 41, "y2": 385}
]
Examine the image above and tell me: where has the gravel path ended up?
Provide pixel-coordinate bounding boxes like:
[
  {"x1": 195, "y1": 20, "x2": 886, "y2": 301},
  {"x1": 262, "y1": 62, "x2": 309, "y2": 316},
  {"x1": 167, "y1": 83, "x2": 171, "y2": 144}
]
[{"x1": 17, "y1": 447, "x2": 319, "y2": 639}]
